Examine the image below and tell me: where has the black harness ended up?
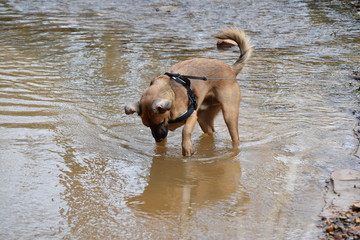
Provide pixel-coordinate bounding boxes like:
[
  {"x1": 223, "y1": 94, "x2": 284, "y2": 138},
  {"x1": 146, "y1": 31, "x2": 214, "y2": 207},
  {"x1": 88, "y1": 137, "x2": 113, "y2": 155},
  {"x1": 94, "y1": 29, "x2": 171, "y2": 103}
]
[{"x1": 165, "y1": 72, "x2": 203, "y2": 124}]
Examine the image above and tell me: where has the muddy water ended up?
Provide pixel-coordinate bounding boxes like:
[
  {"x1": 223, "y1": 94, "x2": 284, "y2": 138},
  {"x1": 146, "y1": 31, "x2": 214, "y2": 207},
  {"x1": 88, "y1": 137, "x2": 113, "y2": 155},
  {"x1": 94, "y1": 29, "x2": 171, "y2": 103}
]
[{"x1": 0, "y1": 0, "x2": 359, "y2": 239}]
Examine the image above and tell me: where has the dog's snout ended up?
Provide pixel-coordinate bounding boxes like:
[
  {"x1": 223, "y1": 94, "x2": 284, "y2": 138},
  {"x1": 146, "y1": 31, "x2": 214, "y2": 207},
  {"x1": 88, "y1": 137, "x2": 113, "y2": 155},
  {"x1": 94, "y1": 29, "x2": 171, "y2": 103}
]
[{"x1": 150, "y1": 123, "x2": 168, "y2": 142}]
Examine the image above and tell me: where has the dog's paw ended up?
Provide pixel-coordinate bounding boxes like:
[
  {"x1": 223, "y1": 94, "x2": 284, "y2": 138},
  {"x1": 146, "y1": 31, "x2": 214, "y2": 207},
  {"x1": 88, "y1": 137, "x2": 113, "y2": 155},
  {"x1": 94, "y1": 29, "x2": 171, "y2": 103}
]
[
  {"x1": 182, "y1": 150, "x2": 194, "y2": 157},
  {"x1": 182, "y1": 143, "x2": 194, "y2": 157}
]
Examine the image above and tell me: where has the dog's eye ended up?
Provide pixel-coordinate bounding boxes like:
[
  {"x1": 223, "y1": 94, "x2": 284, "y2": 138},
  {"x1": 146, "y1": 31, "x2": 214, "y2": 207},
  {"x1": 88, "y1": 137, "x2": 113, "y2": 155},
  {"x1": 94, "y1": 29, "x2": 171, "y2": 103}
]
[{"x1": 149, "y1": 80, "x2": 154, "y2": 86}]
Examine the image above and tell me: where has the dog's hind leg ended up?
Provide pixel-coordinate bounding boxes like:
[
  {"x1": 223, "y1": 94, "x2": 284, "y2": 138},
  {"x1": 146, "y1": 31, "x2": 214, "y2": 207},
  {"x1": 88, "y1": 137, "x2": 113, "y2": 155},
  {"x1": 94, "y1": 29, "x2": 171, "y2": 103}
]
[
  {"x1": 217, "y1": 86, "x2": 241, "y2": 146},
  {"x1": 222, "y1": 105, "x2": 240, "y2": 146},
  {"x1": 197, "y1": 105, "x2": 221, "y2": 134}
]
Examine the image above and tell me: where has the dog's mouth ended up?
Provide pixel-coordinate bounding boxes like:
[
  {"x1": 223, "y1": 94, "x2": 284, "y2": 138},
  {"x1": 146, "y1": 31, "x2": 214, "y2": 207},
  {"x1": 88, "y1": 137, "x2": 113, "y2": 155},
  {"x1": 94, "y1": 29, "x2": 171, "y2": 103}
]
[{"x1": 150, "y1": 123, "x2": 168, "y2": 142}]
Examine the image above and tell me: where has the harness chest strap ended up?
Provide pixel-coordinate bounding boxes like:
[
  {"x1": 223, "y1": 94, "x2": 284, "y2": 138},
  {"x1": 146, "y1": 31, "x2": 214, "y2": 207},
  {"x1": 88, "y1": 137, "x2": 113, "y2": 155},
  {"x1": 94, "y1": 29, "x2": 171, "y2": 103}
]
[{"x1": 165, "y1": 72, "x2": 198, "y2": 124}]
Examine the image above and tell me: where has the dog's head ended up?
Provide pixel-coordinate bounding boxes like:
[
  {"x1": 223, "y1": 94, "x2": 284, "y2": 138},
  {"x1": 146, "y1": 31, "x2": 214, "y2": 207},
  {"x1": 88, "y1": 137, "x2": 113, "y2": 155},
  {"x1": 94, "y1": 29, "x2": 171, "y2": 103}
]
[{"x1": 125, "y1": 77, "x2": 173, "y2": 142}]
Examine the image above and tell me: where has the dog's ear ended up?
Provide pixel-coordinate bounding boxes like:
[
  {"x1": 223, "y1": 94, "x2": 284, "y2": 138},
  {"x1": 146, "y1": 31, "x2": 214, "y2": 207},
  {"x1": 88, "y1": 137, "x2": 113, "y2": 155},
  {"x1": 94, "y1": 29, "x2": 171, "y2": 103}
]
[
  {"x1": 125, "y1": 102, "x2": 140, "y2": 115},
  {"x1": 152, "y1": 98, "x2": 172, "y2": 114}
]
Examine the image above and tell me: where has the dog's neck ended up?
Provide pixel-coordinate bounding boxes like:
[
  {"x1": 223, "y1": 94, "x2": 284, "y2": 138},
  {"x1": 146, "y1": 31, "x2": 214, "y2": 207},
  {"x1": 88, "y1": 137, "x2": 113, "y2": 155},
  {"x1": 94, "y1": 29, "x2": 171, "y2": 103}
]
[{"x1": 148, "y1": 75, "x2": 195, "y2": 124}]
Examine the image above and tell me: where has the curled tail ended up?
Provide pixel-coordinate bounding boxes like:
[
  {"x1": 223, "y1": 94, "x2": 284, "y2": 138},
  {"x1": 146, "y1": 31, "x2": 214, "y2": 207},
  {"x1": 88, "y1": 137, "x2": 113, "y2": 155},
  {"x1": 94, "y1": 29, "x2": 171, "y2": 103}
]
[{"x1": 213, "y1": 28, "x2": 253, "y2": 75}]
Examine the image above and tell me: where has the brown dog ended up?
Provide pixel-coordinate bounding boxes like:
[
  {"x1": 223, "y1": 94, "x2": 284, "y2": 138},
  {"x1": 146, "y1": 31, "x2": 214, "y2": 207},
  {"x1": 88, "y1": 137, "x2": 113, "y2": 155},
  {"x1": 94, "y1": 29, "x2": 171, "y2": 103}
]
[{"x1": 125, "y1": 28, "x2": 252, "y2": 156}]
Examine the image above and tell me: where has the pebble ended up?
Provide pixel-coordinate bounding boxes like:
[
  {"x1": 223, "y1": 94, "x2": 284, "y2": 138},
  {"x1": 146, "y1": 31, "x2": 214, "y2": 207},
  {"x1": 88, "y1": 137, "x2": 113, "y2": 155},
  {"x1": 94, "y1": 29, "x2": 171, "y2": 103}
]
[
  {"x1": 320, "y1": 203, "x2": 360, "y2": 239},
  {"x1": 352, "y1": 202, "x2": 360, "y2": 211},
  {"x1": 349, "y1": 226, "x2": 360, "y2": 234},
  {"x1": 326, "y1": 225, "x2": 336, "y2": 232}
]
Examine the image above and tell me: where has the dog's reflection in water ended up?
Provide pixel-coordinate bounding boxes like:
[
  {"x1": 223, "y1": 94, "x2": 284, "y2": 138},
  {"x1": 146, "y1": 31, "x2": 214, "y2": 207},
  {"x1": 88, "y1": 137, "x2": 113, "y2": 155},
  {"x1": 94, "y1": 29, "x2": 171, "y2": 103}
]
[{"x1": 128, "y1": 135, "x2": 249, "y2": 216}]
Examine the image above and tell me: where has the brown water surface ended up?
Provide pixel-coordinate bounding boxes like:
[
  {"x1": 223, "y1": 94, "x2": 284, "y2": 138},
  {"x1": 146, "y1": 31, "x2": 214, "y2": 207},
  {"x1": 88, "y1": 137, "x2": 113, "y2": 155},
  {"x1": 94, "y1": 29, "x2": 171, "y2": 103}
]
[{"x1": 1, "y1": 0, "x2": 360, "y2": 239}]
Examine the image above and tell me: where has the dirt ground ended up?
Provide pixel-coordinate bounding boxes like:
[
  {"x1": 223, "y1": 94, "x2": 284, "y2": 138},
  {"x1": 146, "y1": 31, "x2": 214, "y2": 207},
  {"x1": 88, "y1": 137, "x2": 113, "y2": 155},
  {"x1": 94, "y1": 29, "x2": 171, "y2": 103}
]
[{"x1": 319, "y1": 169, "x2": 360, "y2": 239}]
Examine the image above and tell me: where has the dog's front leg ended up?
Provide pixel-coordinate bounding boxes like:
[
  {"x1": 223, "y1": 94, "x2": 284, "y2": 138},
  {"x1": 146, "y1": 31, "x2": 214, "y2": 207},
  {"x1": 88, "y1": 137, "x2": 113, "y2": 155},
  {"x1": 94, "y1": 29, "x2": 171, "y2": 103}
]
[{"x1": 182, "y1": 113, "x2": 198, "y2": 156}]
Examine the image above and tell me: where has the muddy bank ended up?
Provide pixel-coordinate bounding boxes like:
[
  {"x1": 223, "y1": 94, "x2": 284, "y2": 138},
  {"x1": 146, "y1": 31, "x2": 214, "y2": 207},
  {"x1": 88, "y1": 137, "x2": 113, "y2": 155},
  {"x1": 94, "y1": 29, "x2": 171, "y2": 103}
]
[{"x1": 320, "y1": 169, "x2": 360, "y2": 239}]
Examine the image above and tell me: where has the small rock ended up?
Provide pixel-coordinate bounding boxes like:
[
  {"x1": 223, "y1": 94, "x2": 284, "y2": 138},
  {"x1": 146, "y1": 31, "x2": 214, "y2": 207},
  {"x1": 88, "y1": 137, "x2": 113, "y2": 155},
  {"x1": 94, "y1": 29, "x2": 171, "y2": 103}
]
[
  {"x1": 326, "y1": 225, "x2": 336, "y2": 232},
  {"x1": 333, "y1": 233, "x2": 343, "y2": 240},
  {"x1": 349, "y1": 225, "x2": 360, "y2": 234},
  {"x1": 339, "y1": 215, "x2": 348, "y2": 220},
  {"x1": 352, "y1": 202, "x2": 360, "y2": 211},
  {"x1": 346, "y1": 211, "x2": 354, "y2": 216}
]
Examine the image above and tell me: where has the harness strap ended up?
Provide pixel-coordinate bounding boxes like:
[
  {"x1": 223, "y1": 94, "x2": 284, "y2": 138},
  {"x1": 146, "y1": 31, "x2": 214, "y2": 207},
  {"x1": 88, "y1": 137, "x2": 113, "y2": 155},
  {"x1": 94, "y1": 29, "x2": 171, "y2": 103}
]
[
  {"x1": 165, "y1": 72, "x2": 198, "y2": 124},
  {"x1": 165, "y1": 72, "x2": 208, "y2": 81}
]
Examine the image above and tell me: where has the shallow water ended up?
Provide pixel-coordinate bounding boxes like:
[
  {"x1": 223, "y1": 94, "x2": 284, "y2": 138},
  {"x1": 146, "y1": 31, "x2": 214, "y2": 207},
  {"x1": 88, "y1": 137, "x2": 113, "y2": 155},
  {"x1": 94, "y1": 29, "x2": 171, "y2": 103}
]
[{"x1": 0, "y1": 0, "x2": 359, "y2": 239}]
